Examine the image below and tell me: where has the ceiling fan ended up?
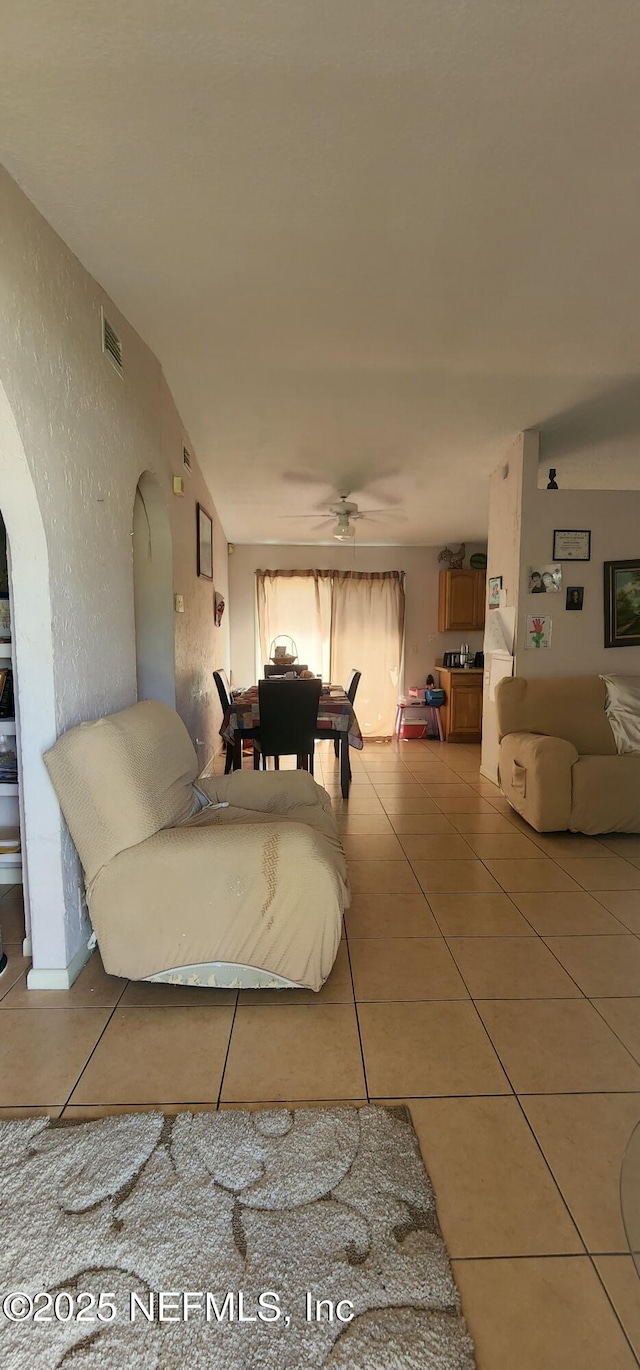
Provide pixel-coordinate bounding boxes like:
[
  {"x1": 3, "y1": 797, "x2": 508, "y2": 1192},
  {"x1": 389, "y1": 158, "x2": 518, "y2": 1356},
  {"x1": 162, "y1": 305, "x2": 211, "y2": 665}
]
[{"x1": 280, "y1": 492, "x2": 405, "y2": 541}]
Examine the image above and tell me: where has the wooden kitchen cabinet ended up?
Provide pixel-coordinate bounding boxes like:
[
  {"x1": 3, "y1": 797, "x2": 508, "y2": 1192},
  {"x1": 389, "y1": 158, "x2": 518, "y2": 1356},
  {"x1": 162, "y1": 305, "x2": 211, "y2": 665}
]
[
  {"x1": 438, "y1": 668, "x2": 484, "y2": 743},
  {"x1": 438, "y1": 569, "x2": 486, "y2": 631}
]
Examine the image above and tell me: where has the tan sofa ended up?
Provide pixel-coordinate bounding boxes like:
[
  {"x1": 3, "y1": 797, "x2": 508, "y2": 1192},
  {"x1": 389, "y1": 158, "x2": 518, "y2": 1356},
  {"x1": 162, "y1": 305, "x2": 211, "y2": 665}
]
[
  {"x1": 496, "y1": 675, "x2": 640, "y2": 834},
  {"x1": 44, "y1": 700, "x2": 349, "y2": 990}
]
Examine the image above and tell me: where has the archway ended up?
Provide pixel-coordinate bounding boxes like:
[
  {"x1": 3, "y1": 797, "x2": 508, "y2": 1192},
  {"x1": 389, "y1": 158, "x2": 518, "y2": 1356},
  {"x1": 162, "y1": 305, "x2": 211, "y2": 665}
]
[{"x1": 133, "y1": 471, "x2": 176, "y2": 706}]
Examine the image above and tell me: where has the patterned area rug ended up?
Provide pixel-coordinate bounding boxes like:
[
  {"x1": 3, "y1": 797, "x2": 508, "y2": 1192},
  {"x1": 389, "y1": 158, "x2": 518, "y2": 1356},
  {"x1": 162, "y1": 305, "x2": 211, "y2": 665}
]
[{"x1": 0, "y1": 1105, "x2": 476, "y2": 1369}]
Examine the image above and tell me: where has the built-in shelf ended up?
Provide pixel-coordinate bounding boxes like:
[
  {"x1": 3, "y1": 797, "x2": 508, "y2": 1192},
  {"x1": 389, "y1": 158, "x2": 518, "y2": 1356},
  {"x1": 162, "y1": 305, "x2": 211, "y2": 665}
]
[
  {"x1": 0, "y1": 641, "x2": 12, "y2": 659},
  {"x1": 0, "y1": 783, "x2": 18, "y2": 796},
  {"x1": 0, "y1": 851, "x2": 21, "y2": 866},
  {"x1": 0, "y1": 719, "x2": 16, "y2": 735}
]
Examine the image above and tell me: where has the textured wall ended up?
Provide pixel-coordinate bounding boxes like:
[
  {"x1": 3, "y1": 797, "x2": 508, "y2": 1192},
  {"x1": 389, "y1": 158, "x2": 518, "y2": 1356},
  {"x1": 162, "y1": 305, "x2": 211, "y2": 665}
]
[{"x1": 0, "y1": 167, "x2": 229, "y2": 972}]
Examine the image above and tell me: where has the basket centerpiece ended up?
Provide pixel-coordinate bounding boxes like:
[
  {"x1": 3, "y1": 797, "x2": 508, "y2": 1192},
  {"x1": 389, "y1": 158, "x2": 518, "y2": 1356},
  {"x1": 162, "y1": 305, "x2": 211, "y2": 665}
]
[{"x1": 269, "y1": 635, "x2": 298, "y2": 667}]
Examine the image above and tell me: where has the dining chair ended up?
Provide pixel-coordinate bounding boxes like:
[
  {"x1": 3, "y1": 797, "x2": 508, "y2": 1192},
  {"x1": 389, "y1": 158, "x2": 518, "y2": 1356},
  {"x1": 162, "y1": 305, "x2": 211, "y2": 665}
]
[
  {"x1": 213, "y1": 670, "x2": 235, "y2": 774},
  {"x1": 334, "y1": 669, "x2": 362, "y2": 758},
  {"x1": 258, "y1": 678, "x2": 322, "y2": 774}
]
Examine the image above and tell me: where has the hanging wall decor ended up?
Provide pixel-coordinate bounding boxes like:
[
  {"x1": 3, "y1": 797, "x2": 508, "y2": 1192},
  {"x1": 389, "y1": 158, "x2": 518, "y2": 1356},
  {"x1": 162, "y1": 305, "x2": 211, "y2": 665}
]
[
  {"x1": 526, "y1": 614, "x2": 552, "y2": 649},
  {"x1": 604, "y1": 559, "x2": 640, "y2": 648},
  {"x1": 196, "y1": 503, "x2": 214, "y2": 579},
  {"x1": 214, "y1": 590, "x2": 225, "y2": 627}
]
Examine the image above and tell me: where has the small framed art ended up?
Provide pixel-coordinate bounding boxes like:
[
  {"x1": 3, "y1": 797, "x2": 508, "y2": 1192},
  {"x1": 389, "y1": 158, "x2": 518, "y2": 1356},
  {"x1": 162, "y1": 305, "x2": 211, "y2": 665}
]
[
  {"x1": 566, "y1": 587, "x2": 584, "y2": 611},
  {"x1": 604, "y1": 559, "x2": 640, "y2": 648},
  {"x1": 488, "y1": 576, "x2": 502, "y2": 608},
  {"x1": 196, "y1": 503, "x2": 214, "y2": 580},
  {"x1": 553, "y1": 530, "x2": 591, "y2": 561}
]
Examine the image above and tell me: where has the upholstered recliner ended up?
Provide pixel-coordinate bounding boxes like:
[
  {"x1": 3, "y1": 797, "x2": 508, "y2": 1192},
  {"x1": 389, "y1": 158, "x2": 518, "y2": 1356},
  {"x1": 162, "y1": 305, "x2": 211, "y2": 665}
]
[
  {"x1": 496, "y1": 675, "x2": 640, "y2": 834},
  {"x1": 44, "y1": 700, "x2": 348, "y2": 990}
]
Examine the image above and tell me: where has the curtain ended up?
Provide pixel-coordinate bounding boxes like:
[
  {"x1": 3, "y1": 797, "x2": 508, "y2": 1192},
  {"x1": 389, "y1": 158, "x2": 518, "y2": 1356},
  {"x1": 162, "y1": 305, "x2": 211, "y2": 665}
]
[
  {"x1": 256, "y1": 570, "x2": 332, "y2": 680},
  {"x1": 330, "y1": 571, "x2": 405, "y2": 738}
]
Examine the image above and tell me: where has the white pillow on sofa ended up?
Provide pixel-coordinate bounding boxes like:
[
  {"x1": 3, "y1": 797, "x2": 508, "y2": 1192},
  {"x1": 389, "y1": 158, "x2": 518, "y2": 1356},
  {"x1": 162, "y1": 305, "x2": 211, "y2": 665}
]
[{"x1": 600, "y1": 675, "x2": 640, "y2": 755}]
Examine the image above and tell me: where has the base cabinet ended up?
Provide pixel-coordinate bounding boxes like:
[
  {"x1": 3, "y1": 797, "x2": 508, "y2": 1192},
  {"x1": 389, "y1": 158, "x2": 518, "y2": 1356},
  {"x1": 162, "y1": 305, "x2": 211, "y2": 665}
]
[{"x1": 439, "y1": 668, "x2": 483, "y2": 743}]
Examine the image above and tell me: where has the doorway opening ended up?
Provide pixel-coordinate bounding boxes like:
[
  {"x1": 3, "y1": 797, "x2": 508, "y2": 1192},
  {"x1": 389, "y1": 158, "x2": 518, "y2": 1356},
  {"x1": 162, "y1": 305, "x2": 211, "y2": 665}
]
[{"x1": 132, "y1": 472, "x2": 176, "y2": 707}]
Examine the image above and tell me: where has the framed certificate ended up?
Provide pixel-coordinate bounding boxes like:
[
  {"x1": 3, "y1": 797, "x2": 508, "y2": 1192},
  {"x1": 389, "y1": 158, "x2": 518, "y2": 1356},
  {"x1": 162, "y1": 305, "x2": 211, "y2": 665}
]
[{"x1": 552, "y1": 529, "x2": 591, "y2": 561}]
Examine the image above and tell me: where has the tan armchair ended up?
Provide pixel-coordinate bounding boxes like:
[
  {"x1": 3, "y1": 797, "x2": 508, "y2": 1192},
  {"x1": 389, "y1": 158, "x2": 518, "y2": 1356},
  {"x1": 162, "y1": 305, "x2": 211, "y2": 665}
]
[{"x1": 496, "y1": 675, "x2": 640, "y2": 834}]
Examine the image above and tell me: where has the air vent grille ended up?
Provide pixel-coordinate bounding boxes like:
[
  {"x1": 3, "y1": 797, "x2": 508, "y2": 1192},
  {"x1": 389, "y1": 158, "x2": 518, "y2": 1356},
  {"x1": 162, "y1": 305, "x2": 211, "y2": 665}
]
[
  {"x1": 101, "y1": 308, "x2": 123, "y2": 373},
  {"x1": 183, "y1": 446, "x2": 192, "y2": 474}
]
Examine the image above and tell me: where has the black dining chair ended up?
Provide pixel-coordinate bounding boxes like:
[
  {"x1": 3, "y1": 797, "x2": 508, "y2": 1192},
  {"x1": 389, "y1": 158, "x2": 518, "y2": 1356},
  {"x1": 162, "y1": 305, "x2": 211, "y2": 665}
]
[
  {"x1": 213, "y1": 669, "x2": 235, "y2": 774},
  {"x1": 334, "y1": 669, "x2": 361, "y2": 758},
  {"x1": 258, "y1": 678, "x2": 322, "y2": 774}
]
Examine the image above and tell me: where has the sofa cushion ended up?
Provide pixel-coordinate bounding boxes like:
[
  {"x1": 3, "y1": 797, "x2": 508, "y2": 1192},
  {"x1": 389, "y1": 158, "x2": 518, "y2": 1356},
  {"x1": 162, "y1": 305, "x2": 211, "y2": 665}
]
[
  {"x1": 570, "y1": 754, "x2": 640, "y2": 835},
  {"x1": 44, "y1": 700, "x2": 198, "y2": 883},
  {"x1": 496, "y1": 676, "x2": 616, "y2": 756},
  {"x1": 601, "y1": 675, "x2": 640, "y2": 755}
]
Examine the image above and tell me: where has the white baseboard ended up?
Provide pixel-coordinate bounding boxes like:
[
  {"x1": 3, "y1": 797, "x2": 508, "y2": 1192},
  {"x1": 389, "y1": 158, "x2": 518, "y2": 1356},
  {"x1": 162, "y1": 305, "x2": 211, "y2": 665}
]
[
  {"x1": 27, "y1": 940, "x2": 92, "y2": 991},
  {"x1": 22, "y1": 935, "x2": 31, "y2": 958}
]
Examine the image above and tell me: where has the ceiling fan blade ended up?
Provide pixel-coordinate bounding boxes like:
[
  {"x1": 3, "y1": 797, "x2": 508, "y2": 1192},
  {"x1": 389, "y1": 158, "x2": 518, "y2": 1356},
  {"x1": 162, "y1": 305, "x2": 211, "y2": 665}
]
[{"x1": 278, "y1": 512, "x2": 332, "y2": 520}]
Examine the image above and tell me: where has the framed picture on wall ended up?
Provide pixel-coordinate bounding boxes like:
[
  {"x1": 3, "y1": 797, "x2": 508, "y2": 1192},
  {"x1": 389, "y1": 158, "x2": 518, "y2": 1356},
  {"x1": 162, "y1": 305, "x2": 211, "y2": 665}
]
[
  {"x1": 196, "y1": 503, "x2": 214, "y2": 580},
  {"x1": 553, "y1": 530, "x2": 591, "y2": 561},
  {"x1": 488, "y1": 576, "x2": 502, "y2": 608},
  {"x1": 604, "y1": 559, "x2": 640, "y2": 648}
]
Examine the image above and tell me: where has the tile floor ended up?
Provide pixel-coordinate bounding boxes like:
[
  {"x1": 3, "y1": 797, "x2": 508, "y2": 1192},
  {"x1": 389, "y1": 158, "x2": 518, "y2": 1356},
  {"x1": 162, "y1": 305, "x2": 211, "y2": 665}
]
[{"x1": 1, "y1": 737, "x2": 640, "y2": 1367}]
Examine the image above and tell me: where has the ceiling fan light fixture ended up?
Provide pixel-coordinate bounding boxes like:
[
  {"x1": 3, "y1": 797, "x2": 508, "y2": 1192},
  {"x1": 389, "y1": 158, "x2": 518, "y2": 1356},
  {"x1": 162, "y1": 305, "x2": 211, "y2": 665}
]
[{"x1": 333, "y1": 516, "x2": 355, "y2": 541}]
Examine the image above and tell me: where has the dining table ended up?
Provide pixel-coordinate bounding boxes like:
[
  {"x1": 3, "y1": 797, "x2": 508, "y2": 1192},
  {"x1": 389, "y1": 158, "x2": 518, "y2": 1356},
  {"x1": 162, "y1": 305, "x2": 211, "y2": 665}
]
[{"x1": 220, "y1": 682, "x2": 363, "y2": 797}]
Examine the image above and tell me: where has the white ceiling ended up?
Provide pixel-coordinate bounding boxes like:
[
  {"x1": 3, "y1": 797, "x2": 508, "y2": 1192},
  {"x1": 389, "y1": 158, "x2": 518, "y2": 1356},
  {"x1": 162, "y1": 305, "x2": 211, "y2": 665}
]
[{"x1": 3, "y1": 0, "x2": 640, "y2": 544}]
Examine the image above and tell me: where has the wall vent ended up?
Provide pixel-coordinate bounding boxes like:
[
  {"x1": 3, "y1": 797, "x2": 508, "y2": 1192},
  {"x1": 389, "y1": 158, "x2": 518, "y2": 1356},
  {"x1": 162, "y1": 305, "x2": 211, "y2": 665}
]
[
  {"x1": 100, "y1": 307, "x2": 123, "y2": 374},
  {"x1": 183, "y1": 446, "x2": 192, "y2": 474}
]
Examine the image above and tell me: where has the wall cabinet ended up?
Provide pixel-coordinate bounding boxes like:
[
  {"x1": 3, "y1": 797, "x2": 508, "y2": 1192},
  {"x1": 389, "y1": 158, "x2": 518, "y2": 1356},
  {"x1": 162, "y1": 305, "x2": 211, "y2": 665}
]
[
  {"x1": 438, "y1": 668, "x2": 484, "y2": 743},
  {"x1": 438, "y1": 569, "x2": 486, "y2": 632}
]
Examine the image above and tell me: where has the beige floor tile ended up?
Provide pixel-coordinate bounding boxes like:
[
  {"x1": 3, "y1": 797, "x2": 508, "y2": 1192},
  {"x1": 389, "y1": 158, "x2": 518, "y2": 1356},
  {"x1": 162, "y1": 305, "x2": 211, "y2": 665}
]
[
  {"x1": 345, "y1": 892, "x2": 440, "y2": 938},
  {"x1": 592, "y1": 999, "x2": 640, "y2": 1064},
  {"x1": 0, "y1": 1106, "x2": 63, "y2": 1118},
  {"x1": 388, "y1": 813, "x2": 456, "y2": 834},
  {"x1": 529, "y1": 834, "x2": 613, "y2": 859},
  {"x1": 340, "y1": 833, "x2": 405, "y2": 861},
  {"x1": 433, "y1": 797, "x2": 497, "y2": 813},
  {"x1": 61, "y1": 1103, "x2": 221, "y2": 1118},
  {"x1": 511, "y1": 890, "x2": 629, "y2": 936},
  {"x1": 378, "y1": 795, "x2": 441, "y2": 814},
  {"x1": 404, "y1": 766, "x2": 452, "y2": 781},
  {"x1": 69, "y1": 1006, "x2": 234, "y2": 1105},
  {"x1": 0, "y1": 1009, "x2": 112, "y2": 1105},
  {"x1": 558, "y1": 858, "x2": 640, "y2": 891},
  {"x1": 449, "y1": 937, "x2": 582, "y2": 999},
  {"x1": 521, "y1": 1093, "x2": 640, "y2": 1252},
  {"x1": 465, "y1": 834, "x2": 545, "y2": 860},
  {"x1": 477, "y1": 999, "x2": 640, "y2": 1093},
  {"x1": 347, "y1": 860, "x2": 421, "y2": 894},
  {"x1": 358, "y1": 1001, "x2": 510, "y2": 1097},
  {"x1": 332, "y1": 795, "x2": 385, "y2": 814},
  {"x1": 484, "y1": 859, "x2": 581, "y2": 892},
  {"x1": 447, "y1": 813, "x2": 522, "y2": 835},
  {"x1": 241, "y1": 942, "x2": 353, "y2": 1004},
  {"x1": 221, "y1": 1003, "x2": 365, "y2": 1101},
  {"x1": 593, "y1": 890, "x2": 640, "y2": 933},
  {"x1": 406, "y1": 1096, "x2": 583, "y2": 1257},
  {"x1": 397, "y1": 833, "x2": 476, "y2": 861},
  {"x1": 453, "y1": 1256, "x2": 638, "y2": 1370},
  {"x1": 120, "y1": 980, "x2": 237, "y2": 1007},
  {"x1": 0, "y1": 954, "x2": 126, "y2": 1009},
  {"x1": 0, "y1": 955, "x2": 32, "y2": 1001},
  {"x1": 593, "y1": 1257, "x2": 640, "y2": 1361},
  {"x1": 349, "y1": 937, "x2": 468, "y2": 1002},
  {"x1": 544, "y1": 935, "x2": 640, "y2": 997},
  {"x1": 219, "y1": 1099, "x2": 368, "y2": 1112},
  {"x1": 428, "y1": 893, "x2": 534, "y2": 937},
  {"x1": 472, "y1": 782, "x2": 503, "y2": 798},
  {"x1": 412, "y1": 860, "x2": 502, "y2": 894},
  {"x1": 366, "y1": 772, "x2": 417, "y2": 786},
  {"x1": 336, "y1": 814, "x2": 395, "y2": 835},
  {"x1": 599, "y1": 836, "x2": 640, "y2": 860},
  {"x1": 421, "y1": 783, "x2": 477, "y2": 797}
]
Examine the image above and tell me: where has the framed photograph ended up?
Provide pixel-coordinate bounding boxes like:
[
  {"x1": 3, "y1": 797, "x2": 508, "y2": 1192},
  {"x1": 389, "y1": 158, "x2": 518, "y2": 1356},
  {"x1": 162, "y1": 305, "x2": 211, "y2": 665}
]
[
  {"x1": 566, "y1": 586, "x2": 584, "y2": 611},
  {"x1": 196, "y1": 503, "x2": 213, "y2": 580},
  {"x1": 0, "y1": 593, "x2": 10, "y2": 640},
  {"x1": 525, "y1": 614, "x2": 552, "y2": 649},
  {"x1": 528, "y1": 564, "x2": 561, "y2": 594},
  {"x1": 553, "y1": 529, "x2": 591, "y2": 561},
  {"x1": 488, "y1": 576, "x2": 502, "y2": 608},
  {"x1": 604, "y1": 559, "x2": 640, "y2": 648}
]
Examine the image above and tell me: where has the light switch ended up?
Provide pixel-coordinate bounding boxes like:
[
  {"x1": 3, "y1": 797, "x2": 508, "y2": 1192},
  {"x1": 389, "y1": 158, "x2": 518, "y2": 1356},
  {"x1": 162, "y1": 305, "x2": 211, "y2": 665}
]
[{"x1": 174, "y1": 594, "x2": 185, "y2": 613}]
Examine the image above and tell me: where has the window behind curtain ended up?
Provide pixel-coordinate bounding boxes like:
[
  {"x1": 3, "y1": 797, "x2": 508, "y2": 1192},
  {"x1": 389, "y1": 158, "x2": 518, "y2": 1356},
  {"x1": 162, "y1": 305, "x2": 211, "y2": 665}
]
[
  {"x1": 330, "y1": 571, "x2": 405, "y2": 738},
  {"x1": 256, "y1": 568, "x2": 405, "y2": 738},
  {"x1": 256, "y1": 570, "x2": 332, "y2": 680}
]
